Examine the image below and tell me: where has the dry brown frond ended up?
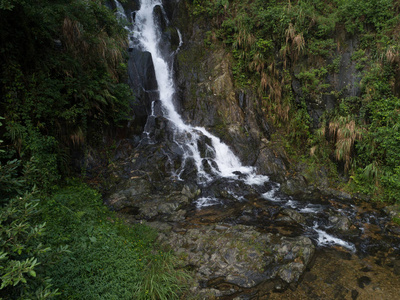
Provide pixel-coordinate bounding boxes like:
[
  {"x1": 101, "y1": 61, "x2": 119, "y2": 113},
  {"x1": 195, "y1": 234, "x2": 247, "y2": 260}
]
[
  {"x1": 285, "y1": 23, "x2": 296, "y2": 44},
  {"x1": 386, "y1": 48, "x2": 399, "y2": 64},
  {"x1": 63, "y1": 17, "x2": 82, "y2": 52},
  {"x1": 293, "y1": 33, "x2": 305, "y2": 54},
  {"x1": 282, "y1": 24, "x2": 305, "y2": 64},
  {"x1": 62, "y1": 17, "x2": 126, "y2": 81},
  {"x1": 249, "y1": 52, "x2": 265, "y2": 72},
  {"x1": 329, "y1": 116, "x2": 363, "y2": 171},
  {"x1": 70, "y1": 127, "x2": 85, "y2": 146},
  {"x1": 260, "y1": 71, "x2": 269, "y2": 91},
  {"x1": 236, "y1": 28, "x2": 256, "y2": 50},
  {"x1": 310, "y1": 146, "x2": 317, "y2": 156}
]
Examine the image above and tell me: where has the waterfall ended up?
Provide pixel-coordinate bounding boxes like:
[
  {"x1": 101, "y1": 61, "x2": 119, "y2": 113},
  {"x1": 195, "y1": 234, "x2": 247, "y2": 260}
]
[{"x1": 129, "y1": 0, "x2": 269, "y2": 186}]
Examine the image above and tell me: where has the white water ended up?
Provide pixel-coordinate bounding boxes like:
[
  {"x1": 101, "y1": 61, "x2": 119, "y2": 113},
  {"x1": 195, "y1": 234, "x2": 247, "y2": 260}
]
[
  {"x1": 313, "y1": 223, "x2": 356, "y2": 252},
  {"x1": 114, "y1": 0, "x2": 130, "y2": 27},
  {"x1": 130, "y1": 0, "x2": 269, "y2": 186}
]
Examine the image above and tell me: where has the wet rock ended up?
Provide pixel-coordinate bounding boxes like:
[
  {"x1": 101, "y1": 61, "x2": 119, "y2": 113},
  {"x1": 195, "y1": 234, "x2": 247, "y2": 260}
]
[
  {"x1": 156, "y1": 223, "x2": 315, "y2": 296},
  {"x1": 277, "y1": 262, "x2": 308, "y2": 284},
  {"x1": 153, "y1": 5, "x2": 167, "y2": 32},
  {"x1": 106, "y1": 175, "x2": 190, "y2": 221},
  {"x1": 327, "y1": 189, "x2": 352, "y2": 201},
  {"x1": 383, "y1": 205, "x2": 400, "y2": 218},
  {"x1": 181, "y1": 184, "x2": 200, "y2": 200},
  {"x1": 197, "y1": 134, "x2": 214, "y2": 158},
  {"x1": 255, "y1": 147, "x2": 289, "y2": 182},
  {"x1": 280, "y1": 176, "x2": 317, "y2": 199},
  {"x1": 272, "y1": 236, "x2": 315, "y2": 283},
  {"x1": 329, "y1": 214, "x2": 352, "y2": 231},
  {"x1": 280, "y1": 208, "x2": 306, "y2": 224}
]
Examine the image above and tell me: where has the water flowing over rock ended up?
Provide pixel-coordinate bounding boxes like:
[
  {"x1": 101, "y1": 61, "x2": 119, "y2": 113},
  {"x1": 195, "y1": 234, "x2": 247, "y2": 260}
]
[{"x1": 107, "y1": 1, "x2": 400, "y2": 297}]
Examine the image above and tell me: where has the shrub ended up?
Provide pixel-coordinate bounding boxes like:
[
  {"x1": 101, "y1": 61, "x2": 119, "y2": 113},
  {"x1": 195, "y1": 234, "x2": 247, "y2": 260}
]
[{"x1": 0, "y1": 193, "x2": 59, "y2": 299}]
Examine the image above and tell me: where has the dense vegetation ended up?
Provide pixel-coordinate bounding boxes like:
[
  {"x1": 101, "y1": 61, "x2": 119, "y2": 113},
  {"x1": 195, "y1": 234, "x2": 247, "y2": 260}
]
[
  {"x1": 0, "y1": 180, "x2": 190, "y2": 299},
  {"x1": 191, "y1": 0, "x2": 400, "y2": 202},
  {"x1": 0, "y1": 0, "x2": 190, "y2": 298},
  {"x1": 0, "y1": 0, "x2": 135, "y2": 193}
]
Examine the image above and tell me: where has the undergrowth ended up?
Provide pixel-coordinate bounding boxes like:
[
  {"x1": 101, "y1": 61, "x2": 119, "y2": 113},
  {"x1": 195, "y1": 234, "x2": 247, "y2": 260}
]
[
  {"x1": 0, "y1": 180, "x2": 191, "y2": 299},
  {"x1": 41, "y1": 181, "x2": 191, "y2": 299}
]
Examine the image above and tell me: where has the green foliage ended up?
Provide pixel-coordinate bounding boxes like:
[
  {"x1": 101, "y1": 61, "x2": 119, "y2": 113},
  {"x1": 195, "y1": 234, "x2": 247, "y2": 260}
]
[
  {"x1": 354, "y1": 94, "x2": 400, "y2": 202},
  {"x1": 296, "y1": 67, "x2": 330, "y2": 97},
  {"x1": 41, "y1": 182, "x2": 191, "y2": 299},
  {"x1": 0, "y1": 117, "x2": 26, "y2": 201},
  {"x1": 337, "y1": 0, "x2": 395, "y2": 34},
  {"x1": 0, "y1": 159, "x2": 25, "y2": 201},
  {"x1": 307, "y1": 39, "x2": 336, "y2": 57},
  {"x1": 0, "y1": 0, "x2": 133, "y2": 188},
  {"x1": 0, "y1": 193, "x2": 59, "y2": 299},
  {"x1": 287, "y1": 101, "x2": 311, "y2": 146}
]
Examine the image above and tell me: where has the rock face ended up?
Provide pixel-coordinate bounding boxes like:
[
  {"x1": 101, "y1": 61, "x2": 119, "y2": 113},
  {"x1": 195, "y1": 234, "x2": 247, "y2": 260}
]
[
  {"x1": 272, "y1": 236, "x2": 315, "y2": 284},
  {"x1": 153, "y1": 223, "x2": 315, "y2": 297},
  {"x1": 128, "y1": 49, "x2": 159, "y2": 122},
  {"x1": 175, "y1": 40, "x2": 290, "y2": 182},
  {"x1": 290, "y1": 30, "x2": 362, "y2": 129}
]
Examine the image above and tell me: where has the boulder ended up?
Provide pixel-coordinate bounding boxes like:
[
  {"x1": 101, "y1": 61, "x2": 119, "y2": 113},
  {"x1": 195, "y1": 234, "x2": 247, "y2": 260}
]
[{"x1": 155, "y1": 223, "x2": 315, "y2": 297}]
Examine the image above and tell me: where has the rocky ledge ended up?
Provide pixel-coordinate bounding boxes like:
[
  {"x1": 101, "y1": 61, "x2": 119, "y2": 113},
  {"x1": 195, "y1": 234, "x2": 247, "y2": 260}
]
[
  {"x1": 147, "y1": 221, "x2": 314, "y2": 298},
  {"x1": 107, "y1": 172, "x2": 316, "y2": 297}
]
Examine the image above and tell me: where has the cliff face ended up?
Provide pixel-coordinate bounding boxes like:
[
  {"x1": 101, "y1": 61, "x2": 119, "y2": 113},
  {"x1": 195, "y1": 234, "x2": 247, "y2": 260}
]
[{"x1": 161, "y1": 1, "x2": 371, "y2": 188}]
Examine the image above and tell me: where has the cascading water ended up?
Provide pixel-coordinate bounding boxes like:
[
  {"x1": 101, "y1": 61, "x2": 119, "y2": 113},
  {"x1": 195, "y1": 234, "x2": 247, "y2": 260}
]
[
  {"x1": 130, "y1": 0, "x2": 269, "y2": 187},
  {"x1": 115, "y1": 0, "x2": 361, "y2": 252}
]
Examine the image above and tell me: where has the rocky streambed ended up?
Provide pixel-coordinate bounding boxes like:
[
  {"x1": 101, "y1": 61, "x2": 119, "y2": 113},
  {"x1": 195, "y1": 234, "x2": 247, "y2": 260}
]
[{"x1": 104, "y1": 143, "x2": 400, "y2": 299}]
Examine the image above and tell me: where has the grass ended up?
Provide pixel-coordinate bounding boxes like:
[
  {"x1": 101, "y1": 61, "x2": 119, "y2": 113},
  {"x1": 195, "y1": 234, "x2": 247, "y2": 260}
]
[{"x1": 40, "y1": 180, "x2": 191, "y2": 299}]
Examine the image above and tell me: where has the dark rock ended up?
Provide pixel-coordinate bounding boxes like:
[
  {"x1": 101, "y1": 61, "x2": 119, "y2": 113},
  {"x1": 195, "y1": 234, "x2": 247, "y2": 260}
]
[
  {"x1": 53, "y1": 39, "x2": 62, "y2": 50},
  {"x1": 393, "y1": 260, "x2": 400, "y2": 275},
  {"x1": 153, "y1": 5, "x2": 167, "y2": 32},
  {"x1": 351, "y1": 289, "x2": 359, "y2": 300},
  {"x1": 255, "y1": 146, "x2": 289, "y2": 182},
  {"x1": 128, "y1": 48, "x2": 159, "y2": 123},
  {"x1": 357, "y1": 276, "x2": 371, "y2": 288},
  {"x1": 271, "y1": 236, "x2": 315, "y2": 284},
  {"x1": 154, "y1": 223, "x2": 315, "y2": 296},
  {"x1": 197, "y1": 134, "x2": 214, "y2": 158},
  {"x1": 129, "y1": 49, "x2": 158, "y2": 91},
  {"x1": 281, "y1": 208, "x2": 306, "y2": 224},
  {"x1": 280, "y1": 177, "x2": 312, "y2": 197},
  {"x1": 329, "y1": 213, "x2": 352, "y2": 231}
]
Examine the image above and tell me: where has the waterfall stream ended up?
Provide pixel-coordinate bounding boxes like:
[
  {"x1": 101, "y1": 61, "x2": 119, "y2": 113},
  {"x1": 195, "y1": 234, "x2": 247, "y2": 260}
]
[
  {"x1": 129, "y1": 0, "x2": 270, "y2": 186},
  {"x1": 115, "y1": 0, "x2": 363, "y2": 252}
]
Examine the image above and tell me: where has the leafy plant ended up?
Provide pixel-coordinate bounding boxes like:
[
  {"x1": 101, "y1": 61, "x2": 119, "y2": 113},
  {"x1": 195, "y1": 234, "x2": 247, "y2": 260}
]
[{"x1": 0, "y1": 193, "x2": 59, "y2": 299}]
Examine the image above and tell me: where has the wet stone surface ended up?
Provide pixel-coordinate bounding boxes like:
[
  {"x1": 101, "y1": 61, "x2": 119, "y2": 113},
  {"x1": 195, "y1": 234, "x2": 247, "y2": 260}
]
[
  {"x1": 104, "y1": 133, "x2": 400, "y2": 299},
  {"x1": 108, "y1": 167, "x2": 400, "y2": 298}
]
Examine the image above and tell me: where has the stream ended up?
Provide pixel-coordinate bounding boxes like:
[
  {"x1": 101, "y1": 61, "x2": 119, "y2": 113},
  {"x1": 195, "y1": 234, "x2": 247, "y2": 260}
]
[{"x1": 109, "y1": 0, "x2": 400, "y2": 298}]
